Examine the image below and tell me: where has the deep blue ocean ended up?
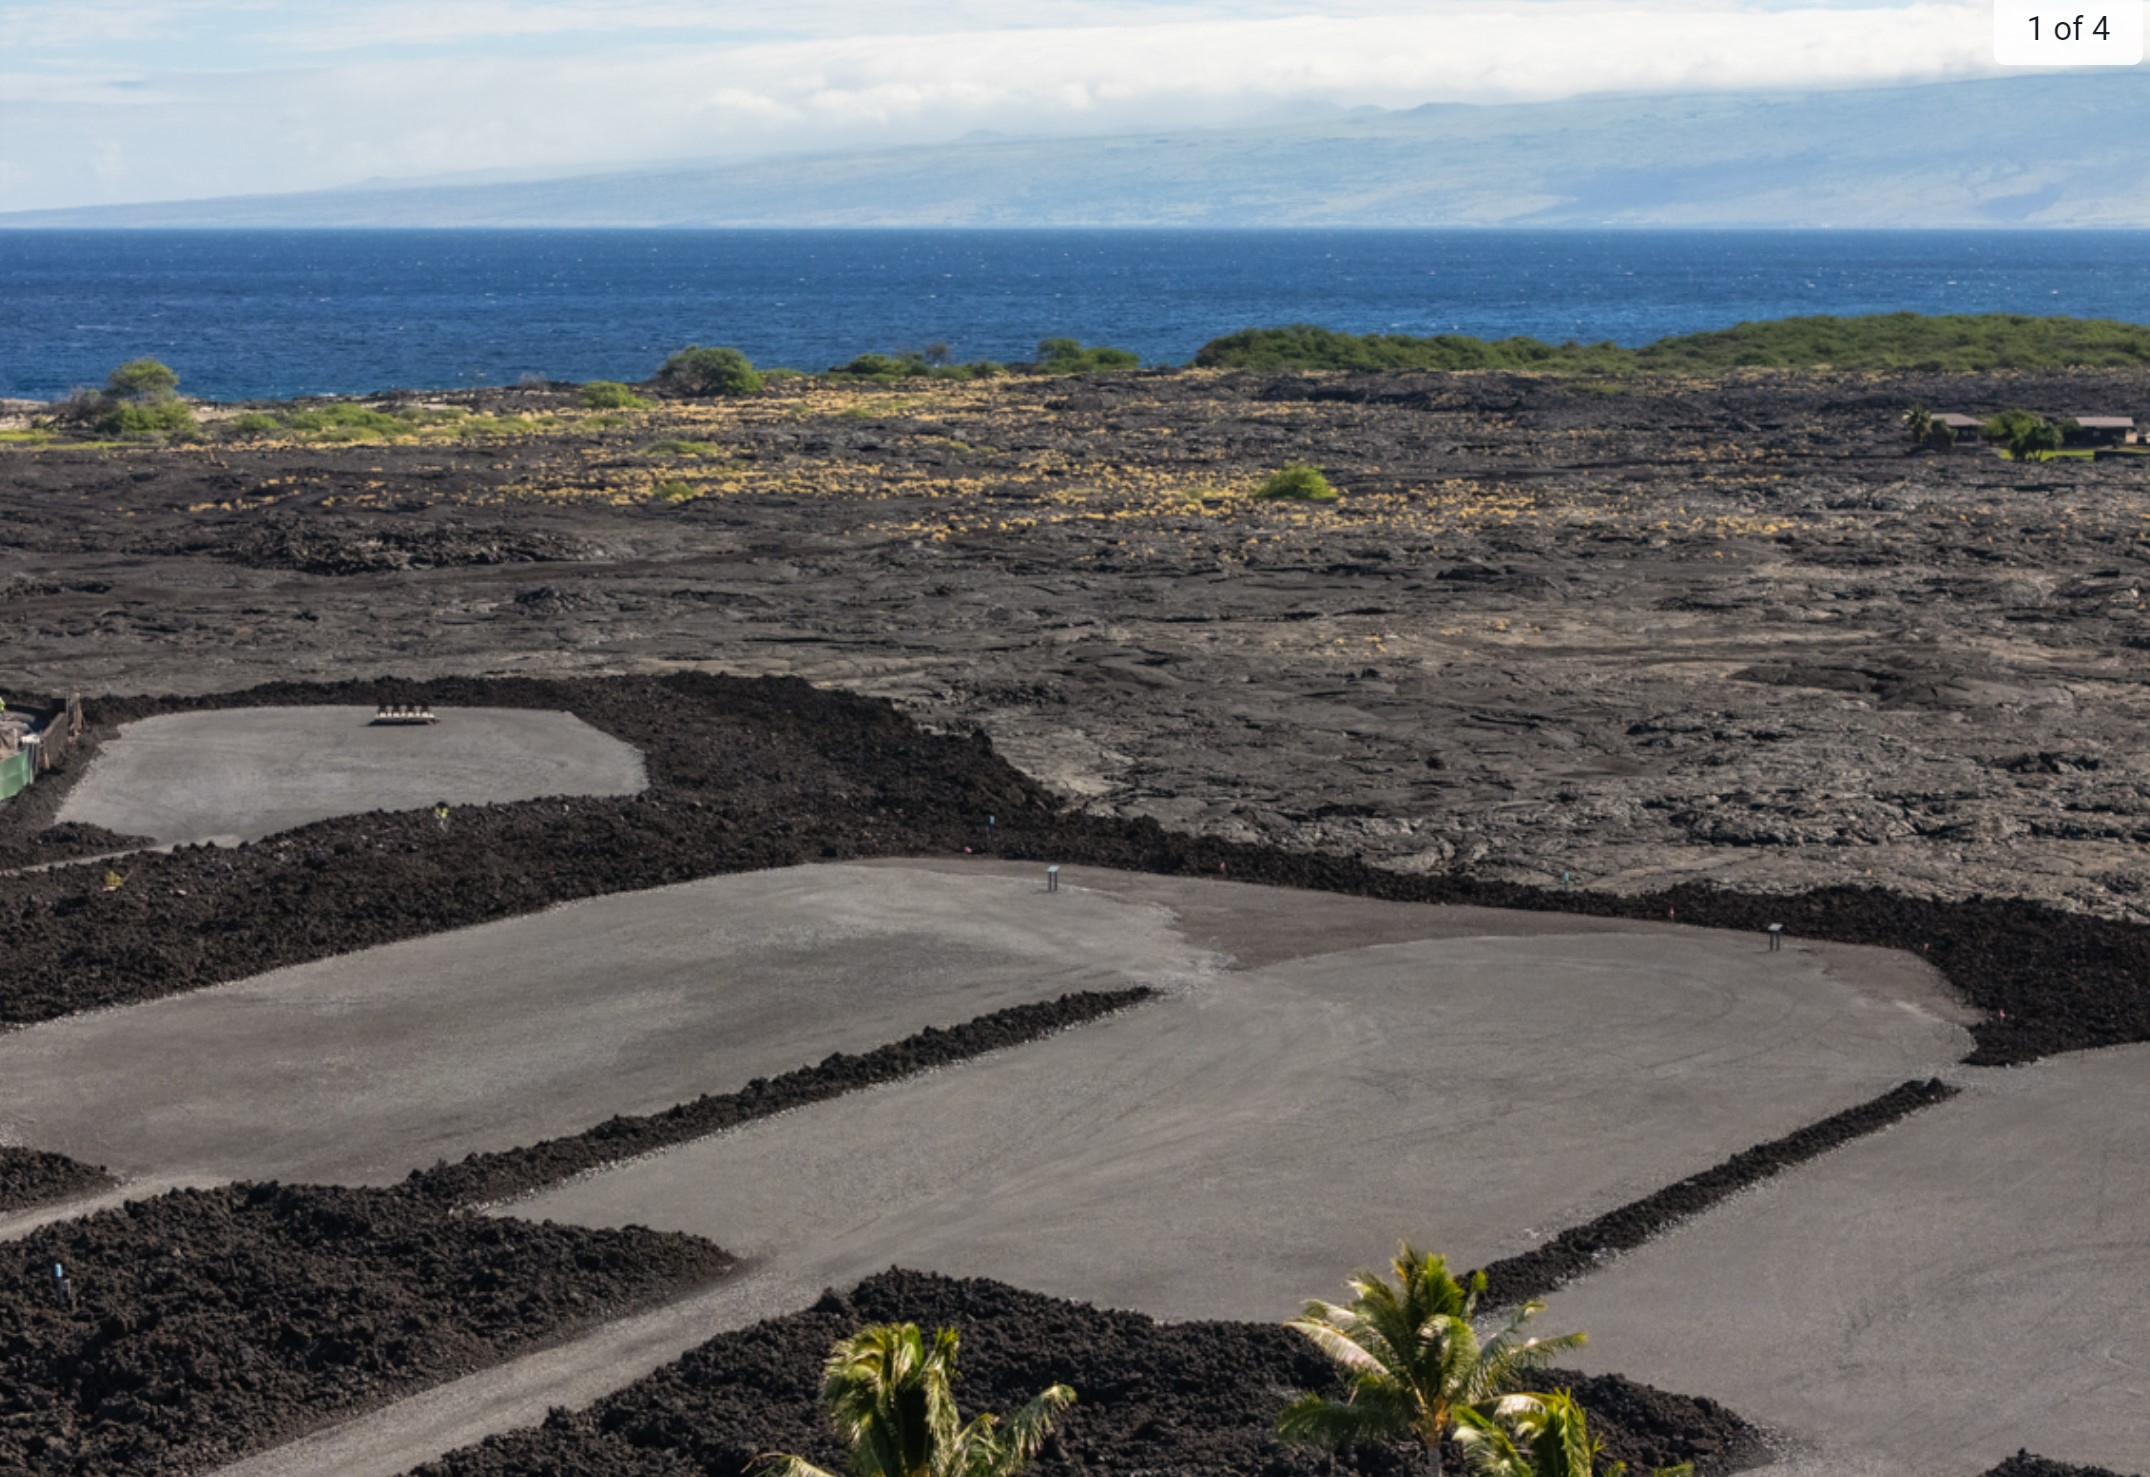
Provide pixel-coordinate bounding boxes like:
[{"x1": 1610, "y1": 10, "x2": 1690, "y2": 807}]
[{"x1": 4, "y1": 229, "x2": 2150, "y2": 402}]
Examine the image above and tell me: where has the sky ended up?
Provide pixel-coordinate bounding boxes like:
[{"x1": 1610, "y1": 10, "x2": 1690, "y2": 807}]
[{"x1": 0, "y1": 0, "x2": 2033, "y2": 211}]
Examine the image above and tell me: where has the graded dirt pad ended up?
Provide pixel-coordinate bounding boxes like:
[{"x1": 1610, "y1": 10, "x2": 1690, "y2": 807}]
[
  {"x1": 407, "y1": 1270, "x2": 1761, "y2": 1477},
  {"x1": 56, "y1": 705, "x2": 646, "y2": 847},
  {"x1": 1, "y1": 1183, "x2": 731, "y2": 1477},
  {"x1": 0, "y1": 866, "x2": 1205, "y2": 1187},
  {"x1": 513, "y1": 872, "x2": 1966, "y2": 1324},
  {"x1": 1542, "y1": 1046, "x2": 2150, "y2": 1476},
  {"x1": 407, "y1": 988, "x2": 1153, "y2": 1208},
  {"x1": 0, "y1": 1145, "x2": 113, "y2": 1216}
]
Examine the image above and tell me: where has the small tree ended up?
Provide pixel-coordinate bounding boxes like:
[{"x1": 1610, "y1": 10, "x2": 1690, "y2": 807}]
[
  {"x1": 1454, "y1": 1390, "x2": 1691, "y2": 1477},
  {"x1": 755, "y1": 1322, "x2": 1074, "y2": 1477},
  {"x1": 1254, "y1": 463, "x2": 1340, "y2": 501},
  {"x1": 1981, "y1": 408, "x2": 2041, "y2": 444},
  {"x1": 1278, "y1": 1244, "x2": 1585, "y2": 1476},
  {"x1": 1902, "y1": 405, "x2": 1932, "y2": 443},
  {"x1": 107, "y1": 358, "x2": 180, "y2": 402},
  {"x1": 1924, "y1": 420, "x2": 1956, "y2": 453},
  {"x1": 89, "y1": 358, "x2": 195, "y2": 438},
  {"x1": 657, "y1": 345, "x2": 764, "y2": 397},
  {"x1": 2008, "y1": 418, "x2": 2064, "y2": 461}
]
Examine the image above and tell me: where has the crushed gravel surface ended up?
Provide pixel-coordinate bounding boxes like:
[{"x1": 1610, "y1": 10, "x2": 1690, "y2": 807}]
[
  {"x1": 407, "y1": 988, "x2": 1153, "y2": 1207},
  {"x1": 1476, "y1": 1077, "x2": 1958, "y2": 1305},
  {"x1": 57, "y1": 706, "x2": 645, "y2": 847}
]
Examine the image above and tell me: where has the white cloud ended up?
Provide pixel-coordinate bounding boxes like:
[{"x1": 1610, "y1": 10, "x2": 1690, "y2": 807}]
[{"x1": 0, "y1": 2, "x2": 2038, "y2": 209}]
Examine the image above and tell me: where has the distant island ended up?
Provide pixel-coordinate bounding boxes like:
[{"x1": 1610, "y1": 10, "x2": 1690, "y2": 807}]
[{"x1": 4, "y1": 72, "x2": 2148, "y2": 229}]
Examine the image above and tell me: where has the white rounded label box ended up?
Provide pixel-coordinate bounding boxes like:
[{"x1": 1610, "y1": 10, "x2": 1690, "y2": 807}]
[{"x1": 1995, "y1": 2, "x2": 2145, "y2": 63}]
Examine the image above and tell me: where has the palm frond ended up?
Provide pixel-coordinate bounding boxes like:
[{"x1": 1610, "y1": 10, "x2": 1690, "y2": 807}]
[
  {"x1": 1451, "y1": 1403, "x2": 1529, "y2": 1477},
  {"x1": 1276, "y1": 1389, "x2": 1415, "y2": 1450},
  {"x1": 1473, "y1": 1306, "x2": 1587, "y2": 1400},
  {"x1": 978, "y1": 1384, "x2": 1076, "y2": 1476},
  {"x1": 1287, "y1": 1311, "x2": 1392, "y2": 1378}
]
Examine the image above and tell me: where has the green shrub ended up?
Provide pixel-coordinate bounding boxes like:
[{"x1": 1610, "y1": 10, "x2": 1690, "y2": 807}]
[
  {"x1": 106, "y1": 358, "x2": 180, "y2": 401},
  {"x1": 1254, "y1": 463, "x2": 1339, "y2": 501},
  {"x1": 829, "y1": 353, "x2": 1004, "y2": 382},
  {"x1": 641, "y1": 438, "x2": 721, "y2": 458},
  {"x1": 223, "y1": 412, "x2": 283, "y2": 437},
  {"x1": 657, "y1": 345, "x2": 764, "y2": 397},
  {"x1": 652, "y1": 479, "x2": 700, "y2": 502},
  {"x1": 98, "y1": 399, "x2": 198, "y2": 439},
  {"x1": 1033, "y1": 338, "x2": 1141, "y2": 374},
  {"x1": 579, "y1": 380, "x2": 649, "y2": 410},
  {"x1": 1982, "y1": 408, "x2": 2043, "y2": 443},
  {"x1": 279, "y1": 404, "x2": 414, "y2": 440}
]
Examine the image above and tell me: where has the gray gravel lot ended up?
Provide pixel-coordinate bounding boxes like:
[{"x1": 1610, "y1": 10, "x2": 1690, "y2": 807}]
[
  {"x1": 55, "y1": 704, "x2": 646, "y2": 845},
  {"x1": 1542, "y1": 1045, "x2": 2150, "y2": 1477},
  {"x1": 0, "y1": 864, "x2": 1210, "y2": 1185},
  {"x1": 515, "y1": 875, "x2": 1969, "y2": 1323}
]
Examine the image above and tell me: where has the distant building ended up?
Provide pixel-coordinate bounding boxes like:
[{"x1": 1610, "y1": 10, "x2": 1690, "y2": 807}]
[
  {"x1": 2070, "y1": 416, "x2": 2136, "y2": 447},
  {"x1": 1930, "y1": 413, "x2": 2139, "y2": 448}
]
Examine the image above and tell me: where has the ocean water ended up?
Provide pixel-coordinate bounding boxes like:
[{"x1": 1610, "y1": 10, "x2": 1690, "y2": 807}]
[{"x1": 4, "y1": 229, "x2": 2149, "y2": 402}]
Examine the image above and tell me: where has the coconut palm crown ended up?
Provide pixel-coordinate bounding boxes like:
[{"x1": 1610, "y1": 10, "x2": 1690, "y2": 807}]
[
  {"x1": 1278, "y1": 1243, "x2": 1587, "y2": 1475},
  {"x1": 1454, "y1": 1389, "x2": 1692, "y2": 1477},
  {"x1": 754, "y1": 1321, "x2": 1075, "y2": 1477}
]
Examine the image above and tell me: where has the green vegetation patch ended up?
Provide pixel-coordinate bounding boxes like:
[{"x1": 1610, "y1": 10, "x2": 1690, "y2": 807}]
[
  {"x1": 1198, "y1": 324, "x2": 1627, "y2": 374},
  {"x1": 657, "y1": 345, "x2": 764, "y2": 397},
  {"x1": 1032, "y1": 337, "x2": 1141, "y2": 374},
  {"x1": 829, "y1": 352, "x2": 1005, "y2": 383},
  {"x1": 215, "y1": 403, "x2": 556, "y2": 444},
  {"x1": 578, "y1": 380, "x2": 650, "y2": 410},
  {"x1": 101, "y1": 400, "x2": 200, "y2": 438},
  {"x1": 1253, "y1": 463, "x2": 1340, "y2": 502},
  {"x1": 1197, "y1": 313, "x2": 2150, "y2": 375}
]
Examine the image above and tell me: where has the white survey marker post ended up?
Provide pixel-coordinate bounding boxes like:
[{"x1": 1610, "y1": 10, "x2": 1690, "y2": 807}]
[{"x1": 1995, "y1": 2, "x2": 2144, "y2": 63}]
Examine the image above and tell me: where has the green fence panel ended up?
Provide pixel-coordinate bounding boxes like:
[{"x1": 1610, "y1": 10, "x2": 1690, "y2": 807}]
[{"x1": 0, "y1": 748, "x2": 31, "y2": 800}]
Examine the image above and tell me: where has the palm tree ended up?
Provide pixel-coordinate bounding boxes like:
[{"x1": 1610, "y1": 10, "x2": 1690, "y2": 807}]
[
  {"x1": 1278, "y1": 1244, "x2": 1586, "y2": 1476},
  {"x1": 1454, "y1": 1390, "x2": 1691, "y2": 1477},
  {"x1": 1903, "y1": 405, "x2": 1933, "y2": 443},
  {"x1": 754, "y1": 1322, "x2": 1075, "y2": 1477}
]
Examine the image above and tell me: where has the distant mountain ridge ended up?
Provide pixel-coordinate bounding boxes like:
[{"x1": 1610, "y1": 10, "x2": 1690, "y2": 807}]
[{"x1": 5, "y1": 72, "x2": 2148, "y2": 229}]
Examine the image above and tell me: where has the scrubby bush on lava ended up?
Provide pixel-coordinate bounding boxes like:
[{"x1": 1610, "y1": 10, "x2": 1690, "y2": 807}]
[
  {"x1": 1255, "y1": 463, "x2": 1340, "y2": 501},
  {"x1": 658, "y1": 345, "x2": 765, "y2": 397},
  {"x1": 581, "y1": 380, "x2": 652, "y2": 409},
  {"x1": 1030, "y1": 338, "x2": 1140, "y2": 374}
]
